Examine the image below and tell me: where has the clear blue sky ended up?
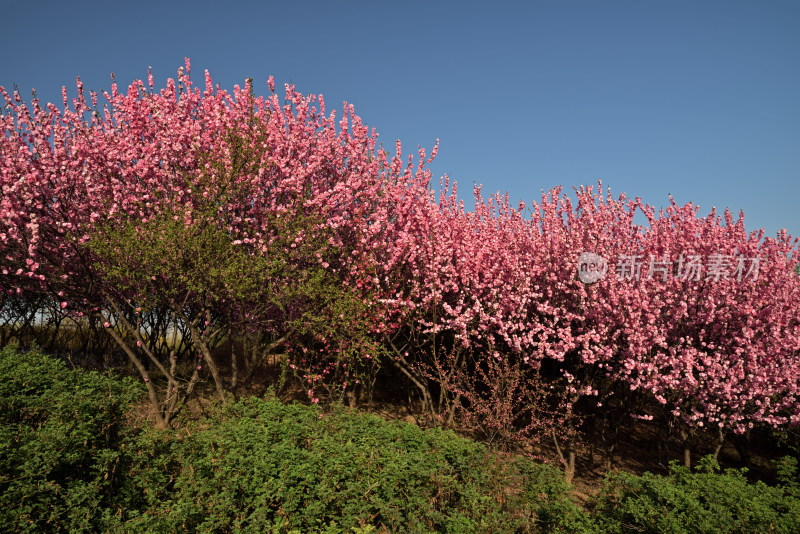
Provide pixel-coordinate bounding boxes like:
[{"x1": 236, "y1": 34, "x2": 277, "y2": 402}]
[{"x1": 2, "y1": 0, "x2": 798, "y2": 237}]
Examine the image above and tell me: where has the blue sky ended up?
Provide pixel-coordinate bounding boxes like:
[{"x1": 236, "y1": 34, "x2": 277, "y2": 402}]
[{"x1": 2, "y1": 0, "x2": 798, "y2": 237}]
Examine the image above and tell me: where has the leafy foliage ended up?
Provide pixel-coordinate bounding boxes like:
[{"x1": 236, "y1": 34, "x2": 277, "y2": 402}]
[
  {"x1": 123, "y1": 395, "x2": 591, "y2": 533},
  {"x1": 593, "y1": 456, "x2": 800, "y2": 533},
  {"x1": 4, "y1": 348, "x2": 800, "y2": 533},
  {"x1": 0, "y1": 345, "x2": 142, "y2": 532}
]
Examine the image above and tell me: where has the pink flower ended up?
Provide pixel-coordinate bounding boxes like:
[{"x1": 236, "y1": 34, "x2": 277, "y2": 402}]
[
  {"x1": 60, "y1": 301, "x2": 68, "y2": 309},
  {"x1": 104, "y1": 322, "x2": 110, "y2": 328}
]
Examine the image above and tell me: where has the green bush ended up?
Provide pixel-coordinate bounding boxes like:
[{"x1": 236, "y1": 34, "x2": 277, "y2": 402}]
[
  {"x1": 121, "y1": 396, "x2": 589, "y2": 533},
  {"x1": 513, "y1": 458, "x2": 596, "y2": 533},
  {"x1": 0, "y1": 344, "x2": 143, "y2": 533},
  {"x1": 593, "y1": 455, "x2": 800, "y2": 533},
  {"x1": 9, "y1": 343, "x2": 800, "y2": 533},
  {"x1": 0, "y1": 345, "x2": 590, "y2": 533}
]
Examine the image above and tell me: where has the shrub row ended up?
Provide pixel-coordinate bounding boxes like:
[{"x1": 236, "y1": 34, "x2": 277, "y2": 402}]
[
  {"x1": 1, "y1": 345, "x2": 799, "y2": 533},
  {"x1": 0, "y1": 344, "x2": 142, "y2": 531}
]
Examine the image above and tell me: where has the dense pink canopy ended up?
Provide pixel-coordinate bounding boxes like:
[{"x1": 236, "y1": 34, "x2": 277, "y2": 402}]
[{"x1": 2, "y1": 59, "x2": 798, "y2": 434}]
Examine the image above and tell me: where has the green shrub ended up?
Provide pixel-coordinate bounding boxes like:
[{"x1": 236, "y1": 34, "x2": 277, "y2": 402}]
[
  {"x1": 8, "y1": 344, "x2": 800, "y2": 534},
  {"x1": 0, "y1": 344, "x2": 143, "y2": 533},
  {"x1": 776, "y1": 455, "x2": 800, "y2": 499},
  {"x1": 121, "y1": 396, "x2": 588, "y2": 533},
  {"x1": 593, "y1": 455, "x2": 800, "y2": 533},
  {"x1": 0, "y1": 345, "x2": 592, "y2": 533},
  {"x1": 513, "y1": 458, "x2": 596, "y2": 533}
]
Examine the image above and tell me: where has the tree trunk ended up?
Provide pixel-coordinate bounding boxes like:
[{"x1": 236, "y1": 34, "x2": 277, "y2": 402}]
[
  {"x1": 176, "y1": 305, "x2": 227, "y2": 404},
  {"x1": 230, "y1": 337, "x2": 239, "y2": 393},
  {"x1": 387, "y1": 336, "x2": 437, "y2": 425},
  {"x1": 599, "y1": 418, "x2": 619, "y2": 472},
  {"x1": 733, "y1": 428, "x2": 752, "y2": 467},
  {"x1": 102, "y1": 320, "x2": 168, "y2": 430},
  {"x1": 566, "y1": 439, "x2": 576, "y2": 484},
  {"x1": 193, "y1": 335, "x2": 227, "y2": 403},
  {"x1": 680, "y1": 429, "x2": 692, "y2": 469},
  {"x1": 553, "y1": 430, "x2": 577, "y2": 484},
  {"x1": 605, "y1": 442, "x2": 616, "y2": 472},
  {"x1": 712, "y1": 427, "x2": 725, "y2": 461}
]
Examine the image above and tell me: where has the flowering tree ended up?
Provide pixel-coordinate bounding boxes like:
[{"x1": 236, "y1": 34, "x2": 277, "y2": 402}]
[
  {"x1": 364, "y1": 179, "x2": 583, "y2": 461},
  {"x1": 367, "y1": 178, "x2": 799, "y2": 477},
  {"x1": 0, "y1": 60, "x2": 428, "y2": 427},
  {"x1": 586, "y1": 199, "x2": 800, "y2": 465},
  {"x1": 525, "y1": 184, "x2": 800, "y2": 468},
  {"x1": 2, "y1": 59, "x2": 798, "y2": 480}
]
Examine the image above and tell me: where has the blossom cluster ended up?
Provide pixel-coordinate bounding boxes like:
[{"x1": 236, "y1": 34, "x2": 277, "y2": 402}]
[{"x1": 2, "y1": 60, "x2": 799, "y2": 438}]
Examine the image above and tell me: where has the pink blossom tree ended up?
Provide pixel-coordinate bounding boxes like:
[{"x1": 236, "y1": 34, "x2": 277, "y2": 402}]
[
  {"x1": 0, "y1": 60, "x2": 427, "y2": 427},
  {"x1": 3, "y1": 59, "x2": 798, "y2": 475}
]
